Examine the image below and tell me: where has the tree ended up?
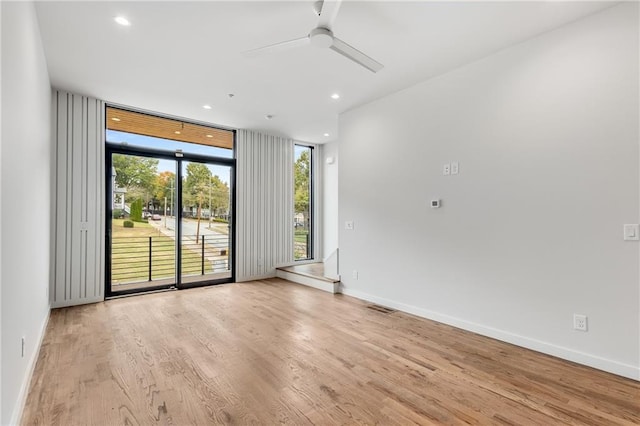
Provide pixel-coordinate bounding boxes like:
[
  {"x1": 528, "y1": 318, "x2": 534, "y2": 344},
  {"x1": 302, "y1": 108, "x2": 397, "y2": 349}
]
[
  {"x1": 294, "y1": 150, "x2": 310, "y2": 224},
  {"x1": 154, "y1": 171, "x2": 176, "y2": 214},
  {"x1": 130, "y1": 199, "x2": 143, "y2": 222},
  {"x1": 208, "y1": 175, "x2": 230, "y2": 217},
  {"x1": 184, "y1": 163, "x2": 211, "y2": 241},
  {"x1": 112, "y1": 154, "x2": 159, "y2": 205}
]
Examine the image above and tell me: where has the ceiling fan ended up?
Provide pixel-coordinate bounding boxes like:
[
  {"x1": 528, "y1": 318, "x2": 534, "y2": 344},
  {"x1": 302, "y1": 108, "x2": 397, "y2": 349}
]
[{"x1": 244, "y1": 0, "x2": 384, "y2": 73}]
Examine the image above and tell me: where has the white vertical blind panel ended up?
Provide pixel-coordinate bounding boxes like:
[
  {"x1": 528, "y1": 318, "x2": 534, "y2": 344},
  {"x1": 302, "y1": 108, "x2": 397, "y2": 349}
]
[
  {"x1": 52, "y1": 91, "x2": 105, "y2": 307},
  {"x1": 236, "y1": 130, "x2": 294, "y2": 281}
]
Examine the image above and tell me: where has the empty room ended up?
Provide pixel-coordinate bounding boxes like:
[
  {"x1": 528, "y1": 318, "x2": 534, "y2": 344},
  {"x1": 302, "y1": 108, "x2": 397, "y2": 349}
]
[{"x1": 1, "y1": 1, "x2": 639, "y2": 424}]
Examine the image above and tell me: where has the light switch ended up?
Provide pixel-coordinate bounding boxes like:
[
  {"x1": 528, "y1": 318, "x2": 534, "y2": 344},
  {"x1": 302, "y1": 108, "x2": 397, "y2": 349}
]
[
  {"x1": 345, "y1": 221, "x2": 354, "y2": 230},
  {"x1": 451, "y1": 162, "x2": 459, "y2": 175},
  {"x1": 623, "y1": 224, "x2": 639, "y2": 241}
]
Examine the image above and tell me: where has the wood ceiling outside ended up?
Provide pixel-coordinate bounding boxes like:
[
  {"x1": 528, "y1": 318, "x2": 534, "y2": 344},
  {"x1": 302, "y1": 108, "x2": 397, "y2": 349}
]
[{"x1": 106, "y1": 107, "x2": 233, "y2": 150}]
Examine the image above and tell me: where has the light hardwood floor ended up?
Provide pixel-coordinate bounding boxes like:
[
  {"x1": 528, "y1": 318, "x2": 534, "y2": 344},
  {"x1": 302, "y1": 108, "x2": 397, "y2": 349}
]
[{"x1": 23, "y1": 279, "x2": 639, "y2": 425}]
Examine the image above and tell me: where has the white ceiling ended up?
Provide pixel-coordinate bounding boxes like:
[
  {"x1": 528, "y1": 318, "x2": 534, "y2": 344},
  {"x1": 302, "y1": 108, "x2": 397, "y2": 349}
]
[{"x1": 35, "y1": 1, "x2": 614, "y2": 144}]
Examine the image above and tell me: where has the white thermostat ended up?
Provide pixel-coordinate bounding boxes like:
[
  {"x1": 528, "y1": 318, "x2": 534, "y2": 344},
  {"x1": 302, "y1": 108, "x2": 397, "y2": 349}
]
[{"x1": 431, "y1": 199, "x2": 441, "y2": 208}]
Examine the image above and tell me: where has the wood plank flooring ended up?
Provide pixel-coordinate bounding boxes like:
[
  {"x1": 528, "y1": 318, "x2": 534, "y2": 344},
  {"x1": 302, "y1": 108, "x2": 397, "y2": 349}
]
[{"x1": 22, "y1": 279, "x2": 639, "y2": 425}]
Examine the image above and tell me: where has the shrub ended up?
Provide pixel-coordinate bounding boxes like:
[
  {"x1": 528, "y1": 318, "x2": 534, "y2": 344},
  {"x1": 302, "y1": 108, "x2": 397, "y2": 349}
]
[
  {"x1": 130, "y1": 199, "x2": 143, "y2": 222},
  {"x1": 113, "y1": 209, "x2": 124, "y2": 219},
  {"x1": 213, "y1": 218, "x2": 229, "y2": 223},
  {"x1": 123, "y1": 220, "x2": 134, "y2": 228}
]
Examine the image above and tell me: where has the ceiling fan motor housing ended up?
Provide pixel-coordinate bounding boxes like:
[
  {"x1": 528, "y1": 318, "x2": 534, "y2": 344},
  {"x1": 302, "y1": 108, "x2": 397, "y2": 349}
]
[{"x1": 309, "y1": 27, "x2": 334, "y2": 48}]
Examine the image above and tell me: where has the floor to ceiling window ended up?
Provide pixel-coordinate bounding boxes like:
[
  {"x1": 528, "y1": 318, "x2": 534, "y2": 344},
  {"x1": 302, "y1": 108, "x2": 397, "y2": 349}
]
[
  {"x1": 294, "y1": 144, "x2": 313, "y2": 260},
  {"x1": 105, "y1": 106, "x2": 235, "y2": 296}
]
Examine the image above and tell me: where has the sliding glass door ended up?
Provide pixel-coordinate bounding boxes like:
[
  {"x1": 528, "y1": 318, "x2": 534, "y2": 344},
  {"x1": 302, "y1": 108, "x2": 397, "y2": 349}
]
[
  {"x1": 180, "y1": 161, "x2": 232, "y2": 287},
  {"x1": 109, "y1": 152, "x2": 178, "y2": 293},
  {"x1": 106, "y1": 150, "x2": 234, "y2": 297}
]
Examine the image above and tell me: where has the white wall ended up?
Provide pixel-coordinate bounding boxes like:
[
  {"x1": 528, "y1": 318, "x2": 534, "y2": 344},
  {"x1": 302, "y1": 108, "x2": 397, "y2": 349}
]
[
  {"x1": 339, "y1": 3, "x2": 639, "y2": 380},
  {"x1": 322, "y1": 141, "x2": 339, "y2": 260},
  {"x1": 1, "y1": 2, "x2": 52, "y2": 424}
]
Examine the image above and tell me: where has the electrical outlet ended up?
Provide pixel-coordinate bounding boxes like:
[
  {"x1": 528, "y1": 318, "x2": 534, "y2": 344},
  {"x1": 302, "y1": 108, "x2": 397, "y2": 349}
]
[
  {"x1": 21, "y1": 337, "x2": 25, "y2": 358},
  {"x1": 443, "y1": 163, "x2": 451, "y2": 175},
  {"x1": 623, "y1": 224, "x2": 639, "y2": 241},
  {"x1": 345, "y1": 221, "x2": 354, "y2": 230},
  {"x1": 352, "y1": 270, "x2": 358, "y2": 280},
  {"x1": 573, "y1": 314, "x2": 588, "y2": 332}
]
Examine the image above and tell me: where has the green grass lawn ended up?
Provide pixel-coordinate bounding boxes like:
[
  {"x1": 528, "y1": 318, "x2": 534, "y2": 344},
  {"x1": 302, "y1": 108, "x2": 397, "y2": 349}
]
[
  {"x1": 111, "y1": 219, "x2": 212, "y2": 284},
  {"x1": 294, "y1": 230, "x2": 309, "y2": 243},
  {"x1": 294, "y1": 230, "x2": 310, "y2": 260}
]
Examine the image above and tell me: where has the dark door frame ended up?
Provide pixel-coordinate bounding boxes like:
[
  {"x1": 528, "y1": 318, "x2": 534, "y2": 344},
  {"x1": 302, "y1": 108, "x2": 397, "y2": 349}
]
[{"x1": 105, "y1": 143, "x2": 236, "y2": 298}]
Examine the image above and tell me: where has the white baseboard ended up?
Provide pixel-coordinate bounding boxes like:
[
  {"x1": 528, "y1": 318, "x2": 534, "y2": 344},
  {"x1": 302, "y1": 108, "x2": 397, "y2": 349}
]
[
  {"x1": 10, "y1": 308, "x2": 51, "y2": 425},
  {"x1": 341, "y1": 287, "x2": 639, "y2": 381},
  {"x1": 236, "y1": 271, "x2": 277, "y2": 282},
  {"x1": 51, "y1": 295, "x2": 103, "y2": 309}
]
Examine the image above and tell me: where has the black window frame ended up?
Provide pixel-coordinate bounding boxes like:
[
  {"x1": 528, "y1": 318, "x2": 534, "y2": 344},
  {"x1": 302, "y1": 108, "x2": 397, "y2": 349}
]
[{"x1": 294, "y1": 144, "x2": 314, "y2": 261}]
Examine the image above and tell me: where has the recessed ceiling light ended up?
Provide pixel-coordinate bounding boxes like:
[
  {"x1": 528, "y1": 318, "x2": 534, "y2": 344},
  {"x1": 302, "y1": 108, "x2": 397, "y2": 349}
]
[
  {"x1": 203, "y1": 105, "x2": 212, "y2": 110},
  {"x1": 323, "y1": 133, "x2": 330, "y2": 137},
  {"x1": 111, "y1": 117, "x2": 121, "y2": 122},
  {"x1": 114, "y1": 16, "x2": 131, "y2": 26},
  {"x1": 174, "y1": 131, "x2": 181, "y2": 135},
  {"x1": 331, "y1": 93, "x2": 340, "y2": 100},
  {"x1": 206, "y1": 134, "x2": 213, "y2": 138}
]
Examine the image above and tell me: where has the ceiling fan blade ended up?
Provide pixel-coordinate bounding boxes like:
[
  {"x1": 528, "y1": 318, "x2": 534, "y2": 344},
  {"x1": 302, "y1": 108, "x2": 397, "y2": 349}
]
[
  {"x1": 243, "y1": 36, "x2": 309, "y2": 57},
  {"x1": 330, "y1": 37, "x2": 384, "y2": 73},
  {"x1": 317, "y1": 0, "x2": 342, "y2": 29}
]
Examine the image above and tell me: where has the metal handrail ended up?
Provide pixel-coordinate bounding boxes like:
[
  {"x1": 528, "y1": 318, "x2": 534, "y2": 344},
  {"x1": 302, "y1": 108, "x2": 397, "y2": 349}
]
[{"x1": 111, "y1": 234, "x2": 230, "y2": 284}]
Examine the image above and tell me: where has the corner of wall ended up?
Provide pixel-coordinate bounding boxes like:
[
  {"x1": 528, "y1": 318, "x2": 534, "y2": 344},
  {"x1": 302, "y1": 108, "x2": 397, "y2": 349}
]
[
  {"x1": 322, "y1": 141, "x2": 339, "y2": 261},
  {"x1": 1, "y1": 2, "x2": 55, "y2": 423},
  {"x1": 9, "y1": 311, "x2": 50, "y2": 426}
]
